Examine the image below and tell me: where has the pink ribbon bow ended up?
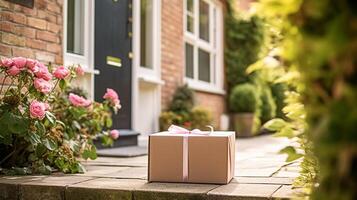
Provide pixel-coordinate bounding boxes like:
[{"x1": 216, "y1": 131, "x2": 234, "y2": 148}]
[
  {"x1": 168, "y1": 125, "x2": 213, "y2": 135},
  {"x1": 167, "y1": 125, "x2": 214, "y2": 182}
]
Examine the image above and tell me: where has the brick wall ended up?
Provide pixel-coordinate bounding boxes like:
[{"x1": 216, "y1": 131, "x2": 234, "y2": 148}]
[
  {"x1": 0, "y1": 0, "x2": 63, "y2": 95},
  {"x1": 160, "y1": 0, "x2": 226, "y2": 128},
  {"x1": 160, "y1": 0, "x2": 184, "y2": 108},
  {"x1": 0, "y1": 0, "x2": 63, "y2": 64}
]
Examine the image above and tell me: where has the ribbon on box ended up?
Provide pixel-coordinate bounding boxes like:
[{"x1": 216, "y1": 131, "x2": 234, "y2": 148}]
[{"x1": 167, "y1": 125, "x2": 214, "y2": 182}]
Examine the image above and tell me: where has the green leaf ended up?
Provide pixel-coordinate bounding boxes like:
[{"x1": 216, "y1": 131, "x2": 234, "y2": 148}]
[
  {"x1": 59, "y1": 79, "x2": 67, "y2": 90},
  {"x1": 279, "y1": 146, "x2": 303, "y2": 162},
  {"x1": 43, "y1": 138, "x2": 57, "y2": 151},
  {"x1": 36, "y1": 144, "x2": 47, "y2": 157},
  {"x1": 45, "y1": 111, "x2": 56, "y2": 126},
  {"x1": 7, "y1": 113, "x2": 30, "y2": 135},
  {"x1": 274, "y1": 126, "x2": 295, "y2": 138},
  {"x1": 105, "y1": 117, "x2": 112, "y2": 128},
  {"x1": 263, "y1": 118, "x2": 287, "y2": 131},
  {"x1": 82, "y1": 145, "x2": 97, "y2": 160},
  {"x1": 35, "y1": 121, "x2": 46, "y2": 136},
  {"x1": 29, "y1": 133, "x2": 41, "y2": 145}
]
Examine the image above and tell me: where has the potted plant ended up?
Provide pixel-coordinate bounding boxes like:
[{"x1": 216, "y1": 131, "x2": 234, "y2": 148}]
[{"x1": 229, "y1": 83, "x2": 258, "y2": 137}]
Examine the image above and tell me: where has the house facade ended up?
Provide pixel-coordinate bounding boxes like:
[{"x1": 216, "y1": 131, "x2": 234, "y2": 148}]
[{"x1": 0, "y1": 0, "x2": 227, "y2": 135}]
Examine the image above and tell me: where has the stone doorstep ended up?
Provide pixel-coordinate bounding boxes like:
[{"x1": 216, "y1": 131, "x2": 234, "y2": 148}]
[{"x1": 0, "y1": 176, "x2": 296, "y2": 200}]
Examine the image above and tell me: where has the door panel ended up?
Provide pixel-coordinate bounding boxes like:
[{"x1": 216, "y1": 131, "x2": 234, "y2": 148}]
[{"x1": 95, "y1": 0, "x2": 132, "y2": 129}]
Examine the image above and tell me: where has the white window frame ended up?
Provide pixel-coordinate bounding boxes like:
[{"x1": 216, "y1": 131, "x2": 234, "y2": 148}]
[
  {"x1": 184, "y1": 0, "x2": 225, "y2": 94},
  {"x1": 137, "y1": 0, "x2": 161, "y2": 82},
  {"x1": 63, "y1": 0, "x2": 98, "y2": 99}
]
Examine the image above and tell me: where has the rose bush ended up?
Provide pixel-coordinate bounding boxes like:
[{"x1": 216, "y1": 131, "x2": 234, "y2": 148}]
[{"x1": 0, "y1": 57, "x2": 121, "y2": 174}]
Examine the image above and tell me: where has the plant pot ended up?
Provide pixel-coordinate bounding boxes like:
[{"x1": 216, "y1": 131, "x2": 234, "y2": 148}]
[{"x1": 232, "y1": 113, "x2": 254, "y2": 137}]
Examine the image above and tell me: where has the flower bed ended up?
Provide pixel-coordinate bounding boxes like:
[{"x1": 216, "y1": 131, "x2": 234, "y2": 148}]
[{"x1": 0, "y1": 57, "x2": 120, "y2": 174}]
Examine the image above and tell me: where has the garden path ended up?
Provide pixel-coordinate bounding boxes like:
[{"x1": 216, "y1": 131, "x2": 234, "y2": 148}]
[{"x1": 0, "y1": 135, "x2": 300, "y2": 200}]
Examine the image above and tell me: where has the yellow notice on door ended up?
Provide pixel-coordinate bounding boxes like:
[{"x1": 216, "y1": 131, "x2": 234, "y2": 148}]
[{"x1": 106, "y1": 56, "x2": 122, "y2": 67}]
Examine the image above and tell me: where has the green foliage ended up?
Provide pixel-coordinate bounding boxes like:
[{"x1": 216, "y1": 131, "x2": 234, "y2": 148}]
[
  {"x1": 270, "y1": 83, "x2": 287, "y2": 118},
  {"x1": 189, "y1": 107, "x2": 213, "y2": 130},
  {"x1": 225, "y1": 3, "x2": 266, "y2": 88},
  {"x1": 229, "y1": 83, "x2": 258, "y2": 113},
  {"x1": 259, "y1": 86, "x2": 277, "y2": 123},
  {"x1": 160, "y1": 85, "x2": 213, "y2": 131},
  {"x1": 0, "y1": 61, "x2": 119, "y2": 175},
  {"x1": 168, "y1": 85, "x2": 194, "y2": 114}
]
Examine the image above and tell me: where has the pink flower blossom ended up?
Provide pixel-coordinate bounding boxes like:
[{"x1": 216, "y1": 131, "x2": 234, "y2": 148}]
[
  {"x1": 53, "y1": 66, "x2": 70, "y2": 79},
  {"x1": 75, "y1": 65, "x2": 85, "y2": 76},
  {"x1": 35, "y1": 63, "x2": 52, "y2": 81},
  {"x1": 26, "y1": 59, "x2": 40, "y2": 73},
  {"x1": 34, "y1": 78, "x2": 52, "y2": 94},
  {"x1": 30, "y1": 100, "x2": 49, "y2": 120},
  {"x1": 1, "y1": 58, "x2": 13, "y2": 68},
  {"x1": 103, "y1": 88, "x2": 121, "y2": 107},
  {"x1": 110, "y1": 130, "x2": 120, "y2": 140},
  {"x1": 6, "y1": 66, "x2": 21, "y2": 76},
  {"x1": 68, "y1": 93, "x2": 91, "y2": 107},
  {"x1": 12, "y1": 57, "x2": 27, "y2": 69}
]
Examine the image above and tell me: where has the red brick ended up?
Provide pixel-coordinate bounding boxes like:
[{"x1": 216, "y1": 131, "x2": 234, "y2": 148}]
[
  {"x1": 1, "y1": 33, "x2": 25, "y2": 46},
  {"x1": 47, "y1": 2, "x2": 61, "y2": 14},
  {"x1": 0, "y1": 44, "x2": 12, "y2": 56},
  {"x1": 37, "y1": 10, "x2": 57, "y2": 23},
  {"x1": 46, "y1": 43, "x2": 61, "y2": 53},
  {"x1": 0, "y1": 21, "x2": 14, "y2": 33},
  {"x1": 36, "y1": 30, "x2": 58, "y2": 43},
  {"x1": 35, "y1": 0, "x2": 48, "y2": 10},
  {"x1": 35, "y1": 52, "x2": 55, "y2": 63},
  {"x1": 1, "y1": 11, "x2": 26, "y2": 24},
  {"x1": 26, "y1": 38, "x2": 47, "y2": 50},
  {"x1": 12, "y1": 47, "x2": 34, "y2": 58},
  {"x1": 16, "y1": 26, "x2": 36, "y2": 39},
  {"x1": 47, "y1": 22, "x2": 61, "y2": 34},
  {"x1": 0, "y1": 0, "x2": 10, "y2": 8},
  {"x1": 55, "y1": 55, "x2": 63, "y2": 64},
  {"x1": 27, "y1": 17, "x2": 47, "y2": 30}
]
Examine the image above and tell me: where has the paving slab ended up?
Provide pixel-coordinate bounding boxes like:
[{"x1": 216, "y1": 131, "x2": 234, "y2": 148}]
[
  {"x1": 231, "y1": 177, "x2": 293, "y2": 185},
  {"x1": 106, "y1": 167, "x2": 147, "y2": 179},
  {"x1": 66, "y1": 178, "x2": 147, "y2": 200},
  {"x1": 134, "y1": 182, "x2": 220, "y2": 200},
  {"x1": 74, "y1": 165, "x2": 130, "y2": 177},
  {"x1": 208, "y1": 183, "x2": 281, "y2": 200},
  {"x1": 271, "y1": 185, "x2": 304, "y2": 199}
]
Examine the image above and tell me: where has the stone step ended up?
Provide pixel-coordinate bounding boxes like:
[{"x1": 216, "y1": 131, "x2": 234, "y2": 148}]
[
  {"x1": 0, "y1": 175, "x2": 296, "y2": 200},
  {"x1": 94, "y1": 129, "x2": 140, "y2": 149}
]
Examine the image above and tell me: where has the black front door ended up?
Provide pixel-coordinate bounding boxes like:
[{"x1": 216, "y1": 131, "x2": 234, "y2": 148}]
[{"x1": 95, "y1": 0, "x2": 132, "y2": 129}]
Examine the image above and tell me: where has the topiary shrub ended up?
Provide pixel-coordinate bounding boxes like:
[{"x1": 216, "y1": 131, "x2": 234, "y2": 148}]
[
  {"x1": 260, "y1": 87, "x2": 277, "y2": 123},
  {"x1": 229, "y1": 83, "x2": 258, "y2": 113},
  {"x1": 168, "y1": 84, "x2": 194, "y2": 114}
]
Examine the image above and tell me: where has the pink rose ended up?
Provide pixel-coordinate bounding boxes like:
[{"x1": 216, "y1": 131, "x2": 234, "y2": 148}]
[
  {"x1": 110, "y1": 130, "x2": 120, "y2": 140},
  {"x1": 35, "y1": 63, "x2": 52, "y2": 81},
  {"x1": 1, "y1": 58, "x2": 13, "y2": 68},
  {"x1": 68, "y1": 93, "x2": 91, "y2": 107},
  {"x1": 6, "y1": 66, "x2": 21, "y2": 76},
  {"x1": 53, "y1": 66, "x2": 70, "y2": 79},
  {"x1": 26, "y1": 59, "x2": 40, "y2": 73},
  {"x1": 12, "y1": 57, "x2": 27, "y2": 69},
  {"x1": 75, "y1": 65, "x2": 85, "y2": 76},
  {"x1": 34, "y1": 78, "x2": 52, "y2": 94},
  {"x1": 30, "y1": 100, "x2": 49, "y2": 120},
  {"x1": 103, "y1": 88, "x2": 120, "y2": 103}
]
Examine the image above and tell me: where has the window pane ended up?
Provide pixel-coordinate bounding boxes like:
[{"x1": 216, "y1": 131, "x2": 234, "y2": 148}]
[
  {"x1": 140, "y1": 0, "x2": 153, "y2": 69},
  {"x1": 187, "y1": 15, "x2": 194, "y2": 33},
  {"x1": 67, "y1": 0, "x2": 84, "y2": 55},
  {"x1": 185, "y1": 43, "x2": 194, "y2": 78},
  {"x1": 199, "y1": 0, "x2": 209, "y2": 42},
  {"x1": 186, "y1": 0, "x2": 194, "y2": 12},
  {"x1": 198, "y1": 48, "x2": 210, "y2": 82}
]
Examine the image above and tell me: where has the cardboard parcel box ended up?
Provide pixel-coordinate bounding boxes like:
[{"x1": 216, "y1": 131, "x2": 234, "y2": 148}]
[{"x1": 148, "y1": 128, "x2": 235, "y2": 184}]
